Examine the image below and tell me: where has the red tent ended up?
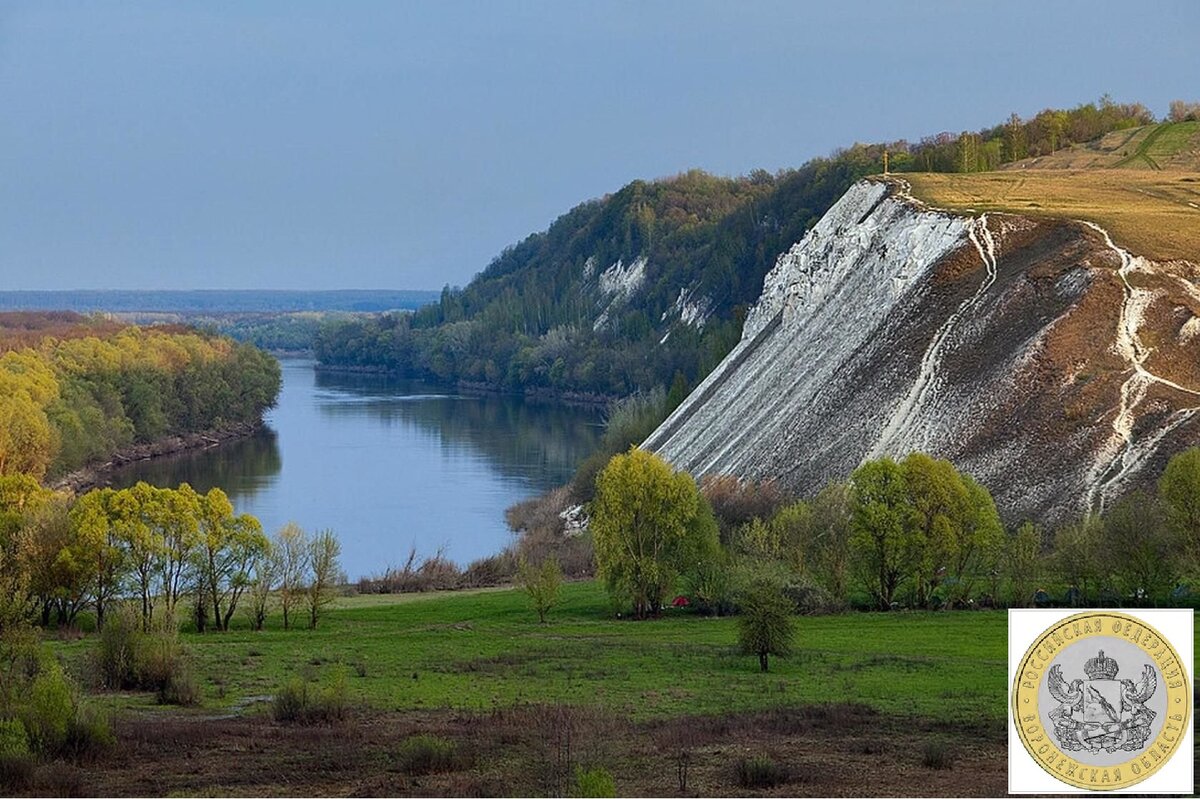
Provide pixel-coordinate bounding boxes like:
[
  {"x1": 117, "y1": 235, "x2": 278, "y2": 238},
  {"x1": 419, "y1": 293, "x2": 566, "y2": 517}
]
[{"x1": 671, "y1": 595, "x2": 690, "y2": 608}]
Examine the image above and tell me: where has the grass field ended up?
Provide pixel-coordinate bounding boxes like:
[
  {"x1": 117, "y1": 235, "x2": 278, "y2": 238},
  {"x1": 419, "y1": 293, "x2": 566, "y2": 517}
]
[
  {"x1": 41, "y1": 585, "x2": 1200, "y2": 796},
  {"x1": 1003, "y1": 121, "x2": 1200, "y2": 171},
  {"x1": 904, "y1": 170, "x2": 1200, "y2": 262},
  {"x1": 54, "y1": 581, "x2": 1008, "y2": 723}
]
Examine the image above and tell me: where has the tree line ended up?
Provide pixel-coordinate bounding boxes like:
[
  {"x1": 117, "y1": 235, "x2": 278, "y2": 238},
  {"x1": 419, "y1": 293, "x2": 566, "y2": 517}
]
[
  {"x1": 0, "y1": 475, "x2": 342, "y2": 634},
  {"x1": 0, "y1": 313, "x2": 281, "y2": 481},
  {"x1": 584, "y1": 447, "x2": 1200, "y2": 619},
  {"x1": 314, "y1": 97, "x2": 1162, "y2": 404}
]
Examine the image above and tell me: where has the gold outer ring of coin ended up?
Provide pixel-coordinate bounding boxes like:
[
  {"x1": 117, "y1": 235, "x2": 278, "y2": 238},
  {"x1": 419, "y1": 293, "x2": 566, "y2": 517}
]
[{"x1": 1011, "y1": 610, "x2": 1191, "y2": 791}]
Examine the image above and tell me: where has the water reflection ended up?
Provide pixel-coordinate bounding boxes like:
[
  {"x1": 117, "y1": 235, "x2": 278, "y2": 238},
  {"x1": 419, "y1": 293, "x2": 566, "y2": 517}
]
[
  {"x1": 109, "y1": 360, "x2": 602, "y2": 577},
  {"x1": 112, "y1": 428, "x2": 282, "y2": 499}
]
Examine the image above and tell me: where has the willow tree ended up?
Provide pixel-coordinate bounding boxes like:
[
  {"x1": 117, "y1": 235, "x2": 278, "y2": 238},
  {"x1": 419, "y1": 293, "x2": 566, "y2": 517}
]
[
  {"x1": 590, "y1": 448, "x2": 718, "y2": 619},
  {"x1": 196, "y1": 487, "x2": 268, "y2": 632}
]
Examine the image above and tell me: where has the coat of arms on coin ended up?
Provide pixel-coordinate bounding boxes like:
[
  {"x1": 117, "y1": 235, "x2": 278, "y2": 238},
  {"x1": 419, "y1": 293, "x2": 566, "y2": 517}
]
[{"x1": 1011, "y1": 611, "x2": 1190, "y2": 791}]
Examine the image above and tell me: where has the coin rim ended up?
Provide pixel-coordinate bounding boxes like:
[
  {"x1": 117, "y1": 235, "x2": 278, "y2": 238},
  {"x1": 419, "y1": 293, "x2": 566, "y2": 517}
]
[{"x1": 1011, "y1": 609, "x2": 1191, "y2": 791}]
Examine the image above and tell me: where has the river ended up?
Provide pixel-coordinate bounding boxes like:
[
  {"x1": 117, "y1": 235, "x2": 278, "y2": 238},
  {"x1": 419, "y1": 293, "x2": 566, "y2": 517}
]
[{"x1": 109, "y1": 359, "x2": 603, "y2": 579}]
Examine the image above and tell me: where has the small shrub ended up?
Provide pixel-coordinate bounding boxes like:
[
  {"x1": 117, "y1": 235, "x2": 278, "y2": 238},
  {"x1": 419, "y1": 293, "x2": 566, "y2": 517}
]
[
  {"x1": 0, "y1": 718, "x2": 29, "y2": 760},
  {"x1": 462, "y1": 552, "x2": 518, "y2": 588},
  {"x1": 0, "y1": 750, "x2": 34, "y2": 793},
  {"x1": 572, "y1": 766, "x2": 616, "y2": 798},
  {"x1": 351, "y1": 659, "x2": 368, "y2": 678},
  {"x1": 396, "y1": 734, "x2": 458, "y2": 775},
  {"x1": 156, "y1": 660, "x2": 201, "y2": 707},
  {"x1": 518, "y1": 556, "x2": 562, "y2": 623},
  {"x1": 61, "y1": 704, "x2": 114, "y2": 761},
  {"x1": 22, "y1": 661, "x2": 74, "y2": 755},
  {"x1": 921, "y1": 739, "x2": 954, "y2": 770},
  {"x1": 737, "y1": 578, "x2": 796, "y2": 672},
  {"x1": 271, "y1": 678, "x2": 309, "y2": 723},
  {"x1": 94, "y1": 606, "x2": 143, "y2": 690},
  {"x1": 734, "y1": 754, "x2": 788, "y2": 788},
  {"x1": 271, "y1": 675, "x2": 349, "y2": 724}
]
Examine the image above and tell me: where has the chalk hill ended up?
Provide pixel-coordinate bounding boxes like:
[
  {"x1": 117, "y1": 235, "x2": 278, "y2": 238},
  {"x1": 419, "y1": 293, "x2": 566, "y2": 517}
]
[{"x1": 644, "y1": 176, "x2": 1200, "y2": 523}]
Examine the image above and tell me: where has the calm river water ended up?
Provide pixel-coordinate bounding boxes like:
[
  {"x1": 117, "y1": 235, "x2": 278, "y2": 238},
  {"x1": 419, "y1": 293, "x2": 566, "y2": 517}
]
[{"x1": 109, "y1": 359, "x2": 603, "y2": 579}]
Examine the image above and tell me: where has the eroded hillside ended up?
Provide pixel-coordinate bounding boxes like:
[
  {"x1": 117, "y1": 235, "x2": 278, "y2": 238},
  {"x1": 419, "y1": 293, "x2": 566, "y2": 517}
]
[{"x1": 644, "y1": 178, "x2": 1200, "y2": 524}]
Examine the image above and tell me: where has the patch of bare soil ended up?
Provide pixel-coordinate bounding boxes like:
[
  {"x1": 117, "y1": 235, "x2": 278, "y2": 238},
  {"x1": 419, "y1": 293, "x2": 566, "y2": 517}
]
[{"x1": 19, "y1": 703, "x2": 1007, "y2": 797}]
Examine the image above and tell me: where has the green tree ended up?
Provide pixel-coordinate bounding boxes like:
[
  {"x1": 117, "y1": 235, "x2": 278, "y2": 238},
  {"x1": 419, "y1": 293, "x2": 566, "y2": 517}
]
[
  {"x1": 807, "y1": 482, "x2": 853, "y2": 602},
  {"x1": 306, "y1": 529, "x2": 342, "y2": 629},
  {"x1": 736, "y1": 578, "x2": 795, "y2": 672},
  {"x1": 517, "y1": 556, "x2": 562, "y2": 623},
  {"x1": 591, "y1": 448, "x2": 719, "y2": 618},
  {"x1": 849, "y1": 458, "x2": 911, "y2": 609},
  {"x1": 1101, "y1": 492, "x2": 1176, "y2": 604},
  {"x1": 245, "y1": 540, "x2": 279, "y2": 631},
  {"x1": 1007, "y1": 522, "x2": 1042, "y2": 607},
  {"x1": 67, "y1": 490, "x2": 125, "y2": 629},
  {"x1": 196, "y1": 488, "x2": 268, "y2": 632},
  {"x1": 275, "y1": 523, "x2": 309, "y2": 630},
  {"x1": 945, "y1": 475, "x2": 1004, "y2": 606},
  {"x1": 1159, "y1": 447, "x2": 1200, "y2": 576},
  {"x1": 900, "y1": 453, "x2": 967, "y2": 607},
  {"x1": 1053, "y1": 515, "x2": 1102, "y2": 606}
]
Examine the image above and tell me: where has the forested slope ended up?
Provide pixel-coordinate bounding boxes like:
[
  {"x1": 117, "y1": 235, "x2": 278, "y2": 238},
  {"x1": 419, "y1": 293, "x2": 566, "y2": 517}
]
[
  {"x1": 0, "y1": 312, "x2": 281, "y2": 481},
  {"x1": 316, "y1": 98, "x2": 1159, "y2": 399}
]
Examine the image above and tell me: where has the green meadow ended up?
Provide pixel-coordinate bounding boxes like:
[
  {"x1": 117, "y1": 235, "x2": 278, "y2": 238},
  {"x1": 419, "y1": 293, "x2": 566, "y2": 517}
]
[{"x1": 55, "y1": 581, "x2": 1013, "y2": 723}]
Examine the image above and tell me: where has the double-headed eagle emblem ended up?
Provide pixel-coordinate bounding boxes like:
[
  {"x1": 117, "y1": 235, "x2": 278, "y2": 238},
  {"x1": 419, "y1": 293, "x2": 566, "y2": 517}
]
[{"x1": 1046, "y1": 650, "x2": 1157, "y2": 753}]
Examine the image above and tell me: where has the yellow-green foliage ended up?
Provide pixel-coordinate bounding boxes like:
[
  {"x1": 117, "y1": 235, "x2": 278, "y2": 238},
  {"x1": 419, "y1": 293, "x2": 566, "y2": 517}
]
[
  {"x1": 849, "y1": 454, "x2": 1004, "y2": 610},
  {"x1": 21, "y1": 660, "x2": 73, "y2": 754},
  {"x1": 590, "y1": 448, "x2": 719, "y2": 618},
  {"x1": 0, "y1": 719, "x2": 28, "y2": 759},
  {"x1": 572, "y1": 766, "x2": 617, "y2": 798},
  {"x1": 0, "y1": 323, "x2": 280, "y2": 481}
]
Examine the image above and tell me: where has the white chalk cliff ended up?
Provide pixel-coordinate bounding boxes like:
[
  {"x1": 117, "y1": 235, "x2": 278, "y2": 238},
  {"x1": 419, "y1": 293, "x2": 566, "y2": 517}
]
[{"x1": 644, "y1": 179, "x2": 1200, "y2": 524}]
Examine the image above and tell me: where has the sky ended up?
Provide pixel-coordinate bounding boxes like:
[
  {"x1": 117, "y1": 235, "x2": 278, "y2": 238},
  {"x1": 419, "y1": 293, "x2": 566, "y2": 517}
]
[{"x1": 0, "y1": 2, "x2": 1197, "y2": 291}]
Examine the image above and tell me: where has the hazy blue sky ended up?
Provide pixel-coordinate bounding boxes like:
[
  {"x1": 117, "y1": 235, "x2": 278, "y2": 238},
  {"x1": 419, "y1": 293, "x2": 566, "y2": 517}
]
[{"x1": 1, "y1": 2, "x2": 1196, "y2": 290}]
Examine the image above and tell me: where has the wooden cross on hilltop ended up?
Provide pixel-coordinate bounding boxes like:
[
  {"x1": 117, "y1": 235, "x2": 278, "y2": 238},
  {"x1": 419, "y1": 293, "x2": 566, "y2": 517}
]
[{"x1": 883, "y1": 150, "x2": 889, "y2": 176}]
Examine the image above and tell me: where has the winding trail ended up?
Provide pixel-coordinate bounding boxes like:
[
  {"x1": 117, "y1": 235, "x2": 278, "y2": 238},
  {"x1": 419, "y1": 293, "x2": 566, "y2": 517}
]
[
  {"x1": 869, "y1": 213, "x2": 998, "y2": 458},
  {"x1": 1081, "y1": 220, "x2": 1200, "y2": 510}
]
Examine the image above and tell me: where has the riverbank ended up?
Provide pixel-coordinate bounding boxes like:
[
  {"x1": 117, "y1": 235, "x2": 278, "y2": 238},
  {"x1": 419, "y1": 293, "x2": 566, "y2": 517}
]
[
  {"x1": 49, "y1": 420, "x2": 264, "y2": 495},
  {"x1": 313, "y1": 362, "x2": 615, "y2": 408}
]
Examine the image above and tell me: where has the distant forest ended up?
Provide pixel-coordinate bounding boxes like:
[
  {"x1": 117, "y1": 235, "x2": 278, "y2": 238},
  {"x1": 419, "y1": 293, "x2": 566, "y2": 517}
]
[
  {"x1": 315, "y1": 97, "x2": 1158, "y2": 399},
  {"x1": 0, "y1": 289, "x2": 439, "y2": 315},
  {"x1": 0, "y1": 312, "x2": 281, "y2": 480}
]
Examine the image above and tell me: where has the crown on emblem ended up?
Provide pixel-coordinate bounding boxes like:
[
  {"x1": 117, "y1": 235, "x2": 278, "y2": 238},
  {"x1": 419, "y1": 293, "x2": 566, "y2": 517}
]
[{"x1": 1083, "y1": 650, "x2": 1119, "y2": 680}]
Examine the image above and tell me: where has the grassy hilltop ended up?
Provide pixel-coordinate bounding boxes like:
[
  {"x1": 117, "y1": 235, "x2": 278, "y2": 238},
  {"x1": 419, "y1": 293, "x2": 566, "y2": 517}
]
[{"x1": 906, "y1": 169, "x2": 1200, "y2": 262}]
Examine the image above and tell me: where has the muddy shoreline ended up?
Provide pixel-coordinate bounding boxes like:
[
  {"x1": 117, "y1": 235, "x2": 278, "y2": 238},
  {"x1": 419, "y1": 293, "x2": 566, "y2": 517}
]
[{"x1": 49, "y1": 420, "x2": 263, "y2": 495}]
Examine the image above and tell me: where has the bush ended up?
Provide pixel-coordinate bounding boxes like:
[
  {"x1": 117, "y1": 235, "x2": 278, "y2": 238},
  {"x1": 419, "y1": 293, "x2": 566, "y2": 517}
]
[
  {"x1": 462, "y1": 551, "x2": 518, "y2": 588},
  {"x1": 701, "y1": 476, "x2": 790, "y2": 543},
  {"x1": 271, "y1": 675, "x2": 349, "y2": 724},
  {"x1": 21, "y1": 661, "x2": 73, "y2": 755},
  {"x1": 61, "y1": 704, "x2": 113, "y2": 761},
  {"x1": 518, "y1": 556, "x2": 562, "y2": 623},
  {"x1": 0, "y1": 718, "x2": 29, "y2": 760},
  {"x1": 783, "y1": 577, "x2": 843, "y2": 615},
  {"x1": 395, "y1": 733, "x2": 458, "y2": 775},
  {"x1": 572, "y1": 766, "x2": 617, "y2": 798},
  {"x1": 921, "y1": 739, "x2": 954, "y2": 770},
  {"x1": 95, "y1": 606, "x2": 143, "y2": 690},
  {"x1": 737, "y1": 578, "x2": 796, "y2": 672},
  {"x1": 0, "y1": 749, "x2": 33, "y2": 793},
  {"x1": 734, "y1": 754, "x2": 789, "y2": 788},
  {"x1": 92, "y1": 607, "x2": 198, "y2": 704},
  {"x1": 156, "y1": 660, "x2": 201, "y2": 707},
  {"x1": 684, "y1": 553, "x2": 735, "y2": 616}
]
